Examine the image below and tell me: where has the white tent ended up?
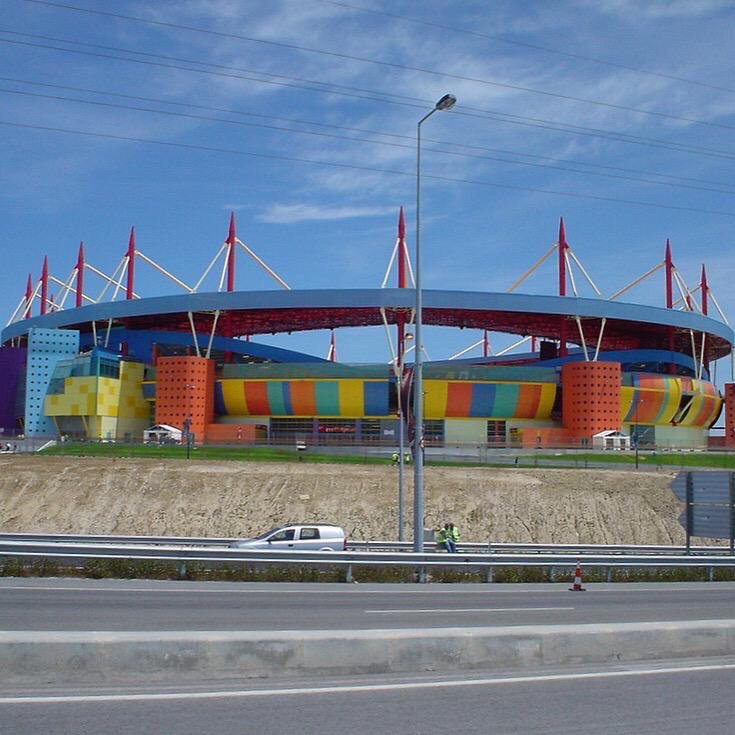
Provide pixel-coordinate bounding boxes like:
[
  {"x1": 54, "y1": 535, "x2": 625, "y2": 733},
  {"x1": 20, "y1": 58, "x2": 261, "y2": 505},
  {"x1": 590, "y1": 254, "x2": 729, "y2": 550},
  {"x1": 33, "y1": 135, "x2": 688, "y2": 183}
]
[
  {"x1": 592, "y1": 430, "x2": 631, "y2": 451},
  {"x1": 143, "y1": 424, "x2": 182, "y2": 444}
]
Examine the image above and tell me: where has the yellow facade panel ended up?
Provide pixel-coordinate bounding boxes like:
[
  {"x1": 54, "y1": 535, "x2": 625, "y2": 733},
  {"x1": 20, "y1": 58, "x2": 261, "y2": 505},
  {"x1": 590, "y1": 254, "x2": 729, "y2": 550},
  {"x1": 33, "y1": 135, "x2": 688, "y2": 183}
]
[
  {"x1": 424, "y1": 380, "x2": 448, "y2": 420},
  {"x1": 220, "y1": 379, "x2": 248, "y2": 415},
  {"x1": 537, "y1": 383, "x2": 557, "y2": 419},
  {"x1": 337, "y1": 380, "x2": 364, "y2": 417}
]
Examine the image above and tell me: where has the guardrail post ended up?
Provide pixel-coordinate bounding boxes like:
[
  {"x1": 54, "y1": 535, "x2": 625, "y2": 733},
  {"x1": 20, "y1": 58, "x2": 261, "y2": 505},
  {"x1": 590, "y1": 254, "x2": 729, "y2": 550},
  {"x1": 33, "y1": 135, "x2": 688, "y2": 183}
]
[
  {"x1": 708, "y1": 566, "x2": 715, "y2": 582},
  {"x1": 345, "y1": 564, "x2": 354, "y2": 583},
  {"x1": 686, "y1": 472, "x2": 693, "y2": 554},
  {"x1": 606, "y1": 566, "x2": 613, "y2": 583},
  {"x1": 417, "y1": 565, "x2": 428, "y2": 584},
  {"x1": 177, "y1": 561, "x2": 187, "y2": 580},
  {"x1": 548, "y1": 566, "x2": 556, "y2": 582},
  {"x1": 484, "y1": 565, "x2": 493, "y2": 583},
  {"x1": 730, "y1": 472, "x2": 735, "y2": 556}
]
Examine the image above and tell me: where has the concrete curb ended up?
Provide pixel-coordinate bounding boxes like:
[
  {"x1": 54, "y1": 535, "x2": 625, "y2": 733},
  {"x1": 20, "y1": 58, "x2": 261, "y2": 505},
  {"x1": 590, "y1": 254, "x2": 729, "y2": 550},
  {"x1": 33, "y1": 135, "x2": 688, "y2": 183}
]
[{"x1": 3, "y1": 620, "x2": 735, "y2": 684}]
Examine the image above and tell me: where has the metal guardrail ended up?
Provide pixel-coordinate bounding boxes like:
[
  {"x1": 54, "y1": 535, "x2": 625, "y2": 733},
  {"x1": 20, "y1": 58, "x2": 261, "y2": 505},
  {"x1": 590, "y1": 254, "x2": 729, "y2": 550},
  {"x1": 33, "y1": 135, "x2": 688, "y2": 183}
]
[
  {"x1": 350, "y1": 540, "x2": 732, "y2": 555},
  {"x1": 0, "y1": 533, "x2": 730, "y2": 555},
  {"x1": 2, "y1": 538, "x2": 735, "y2": 583},
  {"x1": 0, "y1": 532, "x2": 235, "y2": 546}
]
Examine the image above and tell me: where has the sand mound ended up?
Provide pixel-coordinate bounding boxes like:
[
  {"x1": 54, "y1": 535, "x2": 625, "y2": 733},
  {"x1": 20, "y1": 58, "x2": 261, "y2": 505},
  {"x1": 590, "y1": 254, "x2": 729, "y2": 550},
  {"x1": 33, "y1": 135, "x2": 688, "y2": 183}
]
[{"x1": 0, "y1": 456, "x2": 685, "y2": 544}]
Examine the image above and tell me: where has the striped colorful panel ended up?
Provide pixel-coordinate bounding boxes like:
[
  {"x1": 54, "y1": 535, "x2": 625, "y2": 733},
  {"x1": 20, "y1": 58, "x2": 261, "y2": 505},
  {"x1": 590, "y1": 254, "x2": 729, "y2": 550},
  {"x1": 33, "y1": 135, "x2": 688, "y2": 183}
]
[
  {"x1": 689, "y1": 395, "x2": 721, "y2": 427},
  {"x1": 694, "y1": 380, "x2": 718, "y2": 397},
  {"x1": 314, "y1": 381, "x2": 340, "y2": 415},
  {"x1": 338, "y1": 380, "x2": 364, "y2": 417},
  {"x1": 266, "y1": 382, "x2": 289, "y2": 415},
  {"x1": 623, "y1": 390, "x2": 664, "y2": 423},
  {"x1": 623, "y1": 375, "x2": 681, "y2": 424},
  {"x1": 633, "y1": 374, "x2": 669, "y2": 390},
  {"x1": 468, "y1": 383, "x2": 496, "y2": 417},
  {"x1": 244, "y1": 382, "x2": 270, "y2": 415},
  {"x1": 446, "y1": 383, "x2": 473, "y2": 417},
  {"x1": 213, "y1": 382, "x2": 226, "y2": 415},
  {"x1": 536, "y1": 383, "x2": 557, "y2": 419},
  {"x1": 679, "y1": 380, "x2": 722, "y2": 427},
  {"x1": 515, "y1": 384, "x2": 543, "y2": 419},
  {"x1": 620, "y1": 386, "x2": 634, "y2": 422},
  {"x1": 657, "y1": 383, "x2": 682, "y2": 423},
  {"x1": 290, "y1": 381, "x2": 316, "y2": 415},
  {"x1": 363, "y1": 381, "x2": 389, "y2": 416},
  {"x1": 424, "y1": 381, "x2": 449, "y2": 420},
  {"x1": 429, "y1": 381, "x2": 555, "y2": 419},
  {"x1": 489, "y1": 384, "x2": 520, "y2": 417},
  {"x1": 218, "y1": 379, "x2": 246, "y2": 414}
]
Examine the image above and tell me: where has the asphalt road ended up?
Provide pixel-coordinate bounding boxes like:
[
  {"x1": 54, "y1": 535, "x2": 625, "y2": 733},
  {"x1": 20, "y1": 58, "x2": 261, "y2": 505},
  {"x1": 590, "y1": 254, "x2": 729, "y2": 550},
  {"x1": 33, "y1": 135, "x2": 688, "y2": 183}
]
[
  {"x1": 2, "y1": 578, "x2": 735, "y2": 630},
  {"x1": 3, "y1": 658, "x2": 735, "y2": 734}
]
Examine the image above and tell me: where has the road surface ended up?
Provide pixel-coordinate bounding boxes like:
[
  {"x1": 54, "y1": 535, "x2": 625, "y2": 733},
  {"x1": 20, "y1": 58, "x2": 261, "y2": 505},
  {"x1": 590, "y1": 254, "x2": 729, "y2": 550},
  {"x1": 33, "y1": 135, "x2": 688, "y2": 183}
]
[
  {"x1": 2, "y1": 658, "x2": 734, "y2": 734},
  {"x1": 2, "y1": 578, "x2": 735, "y2": 630}
]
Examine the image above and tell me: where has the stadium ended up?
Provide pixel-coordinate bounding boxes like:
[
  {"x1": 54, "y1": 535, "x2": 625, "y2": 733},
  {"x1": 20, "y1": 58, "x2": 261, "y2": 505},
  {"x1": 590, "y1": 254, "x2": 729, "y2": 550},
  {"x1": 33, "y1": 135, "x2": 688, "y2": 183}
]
[{"x1": 1, "y1": 212, "x2": 733, "y2": 451}]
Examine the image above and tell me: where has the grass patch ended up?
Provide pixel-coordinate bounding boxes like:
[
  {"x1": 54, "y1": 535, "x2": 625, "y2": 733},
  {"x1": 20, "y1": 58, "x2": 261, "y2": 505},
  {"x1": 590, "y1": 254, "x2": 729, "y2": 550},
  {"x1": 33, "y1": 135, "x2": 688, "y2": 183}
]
[
  {"x1": 3, "y1": 558, "x2": 735, "y2": 584},
  {"x1": 534, "y1": 451, "x2": 735, "y2": 469},
  {"x1": 40, "y1": 442, "x2": 735, "y2": 470},
  {"x1": 82, "y1": 558, "x2": 182, "y2": 580},
  {"x1": 0, "y1": 558, "x2": 62, "y2": 577},
  {"x1": 41, "y1": 442, "x2": 386, "y2": 465}
]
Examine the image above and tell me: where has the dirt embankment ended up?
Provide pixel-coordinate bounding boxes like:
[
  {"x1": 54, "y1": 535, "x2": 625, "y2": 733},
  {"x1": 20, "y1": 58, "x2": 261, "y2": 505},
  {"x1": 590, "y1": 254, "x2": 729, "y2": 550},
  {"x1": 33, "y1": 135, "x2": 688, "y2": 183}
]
[{"x1": 0, "y1": 456, "x2": 686, "y2": 544}]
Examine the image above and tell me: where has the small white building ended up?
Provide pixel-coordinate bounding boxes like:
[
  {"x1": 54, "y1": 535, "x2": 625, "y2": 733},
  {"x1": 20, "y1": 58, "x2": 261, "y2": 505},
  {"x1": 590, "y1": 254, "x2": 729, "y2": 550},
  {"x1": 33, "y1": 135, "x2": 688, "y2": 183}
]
[
  {"x1": 143, "y1": 424, "x2": 183, "y2": 444},
  {"x1": 592, "y1": 430, "x2": 631, "y2": 451}
]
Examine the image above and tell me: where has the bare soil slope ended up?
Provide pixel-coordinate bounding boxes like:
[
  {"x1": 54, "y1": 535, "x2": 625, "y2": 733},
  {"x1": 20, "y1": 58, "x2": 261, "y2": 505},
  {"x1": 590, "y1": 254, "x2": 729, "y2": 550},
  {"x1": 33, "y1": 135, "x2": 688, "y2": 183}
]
[{"x1": 0, "y1": 456, "x2": 685, "y2": 544}]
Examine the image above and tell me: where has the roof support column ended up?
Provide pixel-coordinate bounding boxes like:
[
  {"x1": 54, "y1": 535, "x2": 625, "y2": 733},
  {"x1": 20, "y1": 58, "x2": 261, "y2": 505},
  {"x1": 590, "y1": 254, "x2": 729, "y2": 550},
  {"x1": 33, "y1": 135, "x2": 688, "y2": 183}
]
[
  {"x1": 75, "y1": 242, "x2": 85, "y2": 308},
  {"x1": 40, "y1": 256, "x2": 48, "y2": 316},
  {"x1": 665, "y1": 239, "x2": 676, "y2": 374},
  {"x1": 126, "y1": 228, "x2": 136, "y2": 300},
  {"x1": 397, "y1": 207, "x2": 407, "y2": 362},
  {"x1": 558, "y1": 218, "x2": 568, "y2": 357},
  {"x1": 24, "y1": 274, "x2": 32, "y2": 319}
]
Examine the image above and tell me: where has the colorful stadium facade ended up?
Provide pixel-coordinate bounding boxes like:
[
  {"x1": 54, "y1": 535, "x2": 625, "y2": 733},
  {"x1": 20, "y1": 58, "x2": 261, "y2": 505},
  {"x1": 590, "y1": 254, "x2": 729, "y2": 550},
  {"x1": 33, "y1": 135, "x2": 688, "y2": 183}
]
[{"x1": 1, "y1": 215, "x2": 733, "y2": 450}]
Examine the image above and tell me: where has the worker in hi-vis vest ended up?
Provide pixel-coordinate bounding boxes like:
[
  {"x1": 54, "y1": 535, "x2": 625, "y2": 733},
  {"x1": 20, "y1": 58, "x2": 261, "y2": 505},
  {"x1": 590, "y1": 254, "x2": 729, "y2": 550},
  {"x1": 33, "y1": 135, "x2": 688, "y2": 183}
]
[
  {"x1": 448, "y1": 523, "x2": 460, "y2": 552},
  {"x1": 435, "y1": 525, "x2": 449, "y2": 552}
]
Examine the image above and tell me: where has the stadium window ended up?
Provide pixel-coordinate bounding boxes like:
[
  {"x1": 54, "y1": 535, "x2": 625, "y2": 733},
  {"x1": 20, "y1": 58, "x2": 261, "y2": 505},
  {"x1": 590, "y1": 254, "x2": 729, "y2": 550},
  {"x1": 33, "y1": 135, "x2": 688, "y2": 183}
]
[
  {"x1": 423, "y1": 420, "x2": 444, "y2": 446},
  {"x1": 487, "y1": 420, "x2": 506, "y2": 445},
  {"x1": 360, "y1": 419, "x2": 382, "y2": 443}
]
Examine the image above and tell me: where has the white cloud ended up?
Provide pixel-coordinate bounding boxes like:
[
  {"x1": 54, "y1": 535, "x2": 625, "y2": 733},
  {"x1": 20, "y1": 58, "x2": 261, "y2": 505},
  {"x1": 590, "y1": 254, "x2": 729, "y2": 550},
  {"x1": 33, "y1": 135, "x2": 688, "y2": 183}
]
[{"x1": 257, "y1": 202, "x2": 395, "y2": 223}]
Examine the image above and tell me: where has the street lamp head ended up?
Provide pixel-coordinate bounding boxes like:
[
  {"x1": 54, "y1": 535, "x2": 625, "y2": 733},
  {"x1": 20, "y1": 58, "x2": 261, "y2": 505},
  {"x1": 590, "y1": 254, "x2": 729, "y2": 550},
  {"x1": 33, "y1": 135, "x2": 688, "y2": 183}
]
[{"x1": 435, "y1": 93, "x2": 457, "y2": 111}]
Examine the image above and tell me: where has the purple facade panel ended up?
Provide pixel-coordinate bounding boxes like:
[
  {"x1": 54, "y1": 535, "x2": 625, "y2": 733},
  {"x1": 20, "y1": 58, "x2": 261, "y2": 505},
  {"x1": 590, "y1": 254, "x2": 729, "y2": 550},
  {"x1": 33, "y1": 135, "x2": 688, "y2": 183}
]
[{"x1": 0, "y1": 347, "x2": 26, "y2": 435}]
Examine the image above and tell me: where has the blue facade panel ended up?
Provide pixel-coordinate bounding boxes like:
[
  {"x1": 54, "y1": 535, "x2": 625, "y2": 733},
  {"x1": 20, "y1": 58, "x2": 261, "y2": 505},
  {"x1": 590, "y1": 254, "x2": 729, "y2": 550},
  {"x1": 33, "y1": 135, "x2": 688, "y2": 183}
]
[
  {"x1": 24, "y1": 328, "x2": 79, "y2": 436},
  {"x1": 363, "y1": 381, "x2": 389, "y2": 416}
]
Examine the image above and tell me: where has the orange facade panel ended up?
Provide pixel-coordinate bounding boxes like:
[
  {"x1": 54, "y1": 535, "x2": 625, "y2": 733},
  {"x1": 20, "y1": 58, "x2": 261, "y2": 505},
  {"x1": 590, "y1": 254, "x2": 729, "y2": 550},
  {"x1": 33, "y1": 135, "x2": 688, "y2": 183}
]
[
  {"x1": 205, "y1": 423, "x2": 258, "y2": 444},
  {"x1": 562, "y1": 361, "x2": 621, "y2": 439},
  {"x1": 725, "y1": 383, "x2": 735, "y2": 446},
  {"x1": 155, "y1": 356, "x2": 215, "y2": 443},
  {"x1": 445, "y1": 382, "x2": 473, "y2": 417}
]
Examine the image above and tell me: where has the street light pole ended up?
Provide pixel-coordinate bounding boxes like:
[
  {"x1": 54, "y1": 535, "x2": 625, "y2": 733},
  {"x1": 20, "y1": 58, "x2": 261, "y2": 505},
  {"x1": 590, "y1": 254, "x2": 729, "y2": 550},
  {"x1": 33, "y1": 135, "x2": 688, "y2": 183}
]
[
  {"x1": 414, "y1": 93, "x2": 456, "y2": 553},
  {"x1": 182, "y1": 415, "x2": 192, "y2": 460},
  {"x1": 398, "y1": 382, "x2": 405, "y2": 541},
  {"x1": 397, "y1": 332, "x2": 413, "y2": 542}
]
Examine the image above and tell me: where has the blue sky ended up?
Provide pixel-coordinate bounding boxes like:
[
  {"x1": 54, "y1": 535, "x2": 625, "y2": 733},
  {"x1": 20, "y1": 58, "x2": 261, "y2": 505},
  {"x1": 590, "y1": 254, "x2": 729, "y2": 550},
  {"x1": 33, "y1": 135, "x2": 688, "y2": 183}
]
[{"x1": 2, "y1": 0, "x2": 735, "y2": 380}]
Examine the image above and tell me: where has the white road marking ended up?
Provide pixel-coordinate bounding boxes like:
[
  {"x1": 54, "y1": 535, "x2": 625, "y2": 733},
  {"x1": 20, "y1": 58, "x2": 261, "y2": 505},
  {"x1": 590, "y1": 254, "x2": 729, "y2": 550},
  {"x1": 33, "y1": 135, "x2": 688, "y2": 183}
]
[
  {"x1": 364, "y1": 607, "x2": 574, "y2": 614},
  {"x1": 2, "y1": 661, "x2": 735, "y2": 705}
]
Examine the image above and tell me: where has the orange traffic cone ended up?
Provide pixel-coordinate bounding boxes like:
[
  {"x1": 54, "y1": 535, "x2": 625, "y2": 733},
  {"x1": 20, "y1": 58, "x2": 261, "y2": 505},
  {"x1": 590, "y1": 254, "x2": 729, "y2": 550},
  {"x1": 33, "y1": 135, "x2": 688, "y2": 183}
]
[{"x1": 569, "y1": 560, "x2": 586, "y2": 591}]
